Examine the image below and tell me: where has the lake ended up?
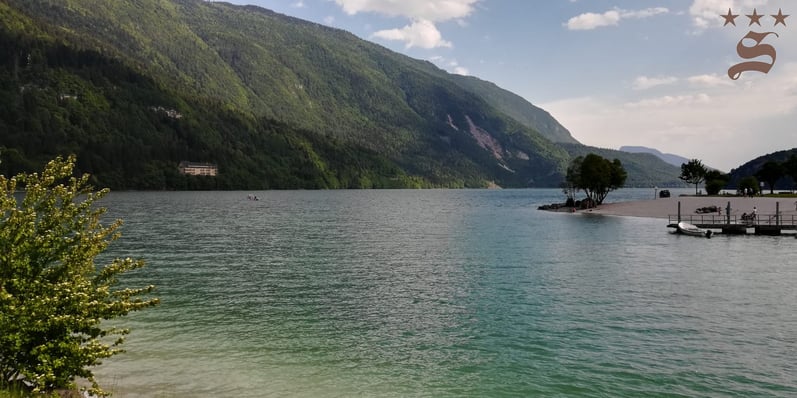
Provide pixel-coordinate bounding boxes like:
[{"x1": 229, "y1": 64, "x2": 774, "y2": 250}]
[{"x1": 93, "y1": 189, "x2": 797, "y2": 397}]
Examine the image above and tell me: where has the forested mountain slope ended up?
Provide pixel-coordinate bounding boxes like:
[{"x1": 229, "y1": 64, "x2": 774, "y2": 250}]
[{"x1": 0, "y1": 0, "x2": 679, "y2": 189}]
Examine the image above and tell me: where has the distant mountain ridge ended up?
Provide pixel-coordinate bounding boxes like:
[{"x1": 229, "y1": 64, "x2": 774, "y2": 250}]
[
  {"x1": 563, "y1": 144, "x2": 685, "y2": 187},
  {"x1": 0, "y1": 0, "x2": 683, "y2": 189},
  {"x1": 619, "y1": 146, "x2": 692, "y2": 168}
]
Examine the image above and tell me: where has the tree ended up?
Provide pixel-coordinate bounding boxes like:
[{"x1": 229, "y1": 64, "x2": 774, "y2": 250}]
[
  {"x1": 0, "y1": 156, "x2": 159, "y2": 396},
  {"x1": 566, "y1": 153, "x2": 627, "y2": 206},
  {"x1": 755, "y1": 160, "x2": 784, "y2": 194},
  {"x1": 738, "y1": 176, "x2": 760, "y2": 195},
  {"x1": 704, "y1": 169, "x2": 729, "y2": 195},
  {"x1": 609, "y1": 159, "x2": 628, "y2": 193},
  {"x1": 562, "y1": 156, "x2": 582, "y2": 206},
  {"x1": 785, "y1": 155, "x2": 797, "y2": 191},
  {"x1": 679, "y1": 159, "x2": 707, "y2": 195}
]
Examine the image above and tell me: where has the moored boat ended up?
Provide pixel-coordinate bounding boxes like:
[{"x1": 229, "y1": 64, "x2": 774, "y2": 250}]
[{"x1": 676, "y1": 221, "x2": 712, "y2": 238}]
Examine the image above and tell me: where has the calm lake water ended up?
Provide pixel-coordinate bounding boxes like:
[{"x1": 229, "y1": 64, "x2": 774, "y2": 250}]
[{"x1": 94, "y1": 189, "x2": 797, "y2": 397}]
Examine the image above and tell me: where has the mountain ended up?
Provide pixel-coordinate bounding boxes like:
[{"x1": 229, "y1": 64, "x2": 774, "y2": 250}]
[
  {"x1": 0, "y1": 0, "x2": 677, "y2": 189},
  {"x1": 726, "y1": 148, "x2": 797, "y2": 190},
  {"x1": 446, "y1": 75, "x2": 580, "y2": 145},
  {"x1": 619, "y1": 146, "x2": 691, "y2": 168},
  {"x1": 561, "y1": 144, "x2": 685, "y2": 188}
]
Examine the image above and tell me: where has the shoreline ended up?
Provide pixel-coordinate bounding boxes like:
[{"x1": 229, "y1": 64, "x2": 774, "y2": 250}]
[{"x1": 572, "y1": 196, "x2": 797, "y2": 220}]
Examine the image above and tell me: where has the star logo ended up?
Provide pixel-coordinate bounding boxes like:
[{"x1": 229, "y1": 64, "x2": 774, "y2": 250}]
[
  {"x1": 721, "y1": 8, "x2": 739, "y2": 26},
  {"x1": 721, "y1": 8, "x2": 791, "y2": 80},
  {"x1": 772, "y1": 8, "x2": 789, "y2": 26},
  {"x1": 747, "y1": 8, "x2": 763, "y2": 26}
]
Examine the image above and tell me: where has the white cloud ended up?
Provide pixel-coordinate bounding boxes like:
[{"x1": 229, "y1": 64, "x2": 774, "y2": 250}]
[
  {"x1": 624, "y1": 93, "x2": 712, "y2": 108},
  {"x1": 323, "y1": 15, "x2": 335, "y2": 25},
  {"x1": 428, "y1": 55, "x2": 469, "y2": 75},
  {"x1": 333, "y1": 0, "x2": 479, "y2": 22},
  {"x1": 633, "y1": 76, "x2": 679, "y2": 90},
  {"x1": 566, "y1": 10, "x2": 621, "y2": 30},
  {"x1": 372, "y1": 20, "x2": 452, "y2": 49},
  {"x1": 688, "y1": 74, "x2": 734, "y2": 87},
  {"x1": 628, "y1": 7, "x2": 670, "y2": 19},
  {"x1": 334, "y1": 0, "x2": 480, "y2": 51},
  {"x1": 566, "y1": 7, "x2": 669, "y2": 30},
  {"x1": 291, "y1": 1, "x2": 305, "y2": 8},
  {"x1": 689, "y1": 0, "x2": 733, "y2": 29},
  {"x1": 539, "y1": 63, "x2": 797, "y2": 171}
]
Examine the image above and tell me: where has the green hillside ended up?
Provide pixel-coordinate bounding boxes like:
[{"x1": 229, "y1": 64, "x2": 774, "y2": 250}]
[
  {"x1": 0, "y1": 0, "x2": 679, "y2": 189},
  {"x1": 448, "y1": 75, "x2": 580, "y2": 144},
  {"x1": 560, "y1": 144, "x2": 686, "y2": 188},
  {"x1": 726, "y1": 148, "x2": 797, "y2": 189}
]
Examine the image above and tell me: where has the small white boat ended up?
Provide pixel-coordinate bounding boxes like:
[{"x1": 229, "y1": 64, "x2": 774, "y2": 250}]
[{"x1": 677, "y1": 221, "x2": 712, "y2": 238}]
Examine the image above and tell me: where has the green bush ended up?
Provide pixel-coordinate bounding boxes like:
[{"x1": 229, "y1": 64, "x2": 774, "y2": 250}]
[
  {"x1": 0, "y1": 156, "x2": 158, "y2": 396},
  {"x1": 565, "y1": 153, "x2": 627, "y2": 205}
]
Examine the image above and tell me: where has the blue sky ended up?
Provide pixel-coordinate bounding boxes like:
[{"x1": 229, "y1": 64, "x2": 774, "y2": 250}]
[{"x1": 216, "y1": 0, "x2": 797, "y2": 171}]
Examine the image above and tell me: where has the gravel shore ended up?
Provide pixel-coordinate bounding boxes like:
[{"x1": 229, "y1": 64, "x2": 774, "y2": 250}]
[{"x1": 580, "y1": 196, "x2": 797, "y2": 220}]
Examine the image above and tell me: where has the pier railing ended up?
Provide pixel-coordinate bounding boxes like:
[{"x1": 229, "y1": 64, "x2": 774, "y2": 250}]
[
  {"x1": 668, "y1": 214, "x2": 797, "y2": 226},
  {"x1": 668, "y1": 201, "x2": 797, "y2": 234}
]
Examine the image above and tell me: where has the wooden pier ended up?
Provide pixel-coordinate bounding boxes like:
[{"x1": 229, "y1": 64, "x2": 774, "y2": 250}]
[{"x1": 668, "y1": 201, "x2": 797, "y2": 236}]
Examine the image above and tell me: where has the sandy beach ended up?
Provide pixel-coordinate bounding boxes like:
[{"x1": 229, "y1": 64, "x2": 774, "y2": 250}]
[{"x1": 580, "y1": 195, "x2": 797, "y2": 220}]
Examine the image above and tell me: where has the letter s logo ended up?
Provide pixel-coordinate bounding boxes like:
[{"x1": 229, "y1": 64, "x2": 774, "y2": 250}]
[{"x1": 728, "y1": 31, "x2": 778, "y2": 80}]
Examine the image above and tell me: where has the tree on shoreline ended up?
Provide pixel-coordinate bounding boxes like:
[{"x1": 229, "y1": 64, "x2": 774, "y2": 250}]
[
  {"x1": 561, "y1": 159, "x2": 582, "y2": 206},
  {"x1": 0, "y1": 156, "x2": 159, "y2": 396},
  {"x1": 755, "y1": 160, "x2": 784, "y2": 194},
  {"x1": 566, "y1": 154, "x2": 627, "y2": 206},
  {"x1": 786, "y1": 155, "x2": 797, "y2": 190},
  {"x1": 738, "y1": 176, "x2": 760, "y2": 195},
  {"x1": 679, "y1": 159, "x2": 707, "y2": 195},
  {"x1": 704, "y1": 169, "x2": 729, "y2": 195}
]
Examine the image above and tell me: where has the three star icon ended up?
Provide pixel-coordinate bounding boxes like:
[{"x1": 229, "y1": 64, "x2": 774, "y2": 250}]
[{"x1": 721, "y1": 8, "x2": 788, "y2": 27}]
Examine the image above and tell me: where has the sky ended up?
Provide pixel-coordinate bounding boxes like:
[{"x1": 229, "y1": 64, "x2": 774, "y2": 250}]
[{"x1": 214, "y1": 0, "x2": 797, "y2": 171}]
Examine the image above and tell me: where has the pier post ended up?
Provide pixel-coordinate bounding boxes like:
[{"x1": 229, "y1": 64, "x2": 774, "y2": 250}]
[
  {"x1": 726, "y1": 201, "x2": 731, "y2": 224},
  {"x1": 677, "y1": 201, "x2": 681, "y2": 223},
  {"x1": 777, "y1": 202, "x2": 780, "y2": 226}
]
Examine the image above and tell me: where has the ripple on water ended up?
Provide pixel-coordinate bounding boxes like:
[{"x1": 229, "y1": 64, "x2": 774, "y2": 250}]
[{"x1": 95, "y1": 190, "x2": 797, "y2": 397}]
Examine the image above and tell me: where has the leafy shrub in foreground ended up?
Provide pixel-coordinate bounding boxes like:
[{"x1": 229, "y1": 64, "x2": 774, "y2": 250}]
[{"x1": 0, "y1": 156, "x2": 158, "y2": 396}]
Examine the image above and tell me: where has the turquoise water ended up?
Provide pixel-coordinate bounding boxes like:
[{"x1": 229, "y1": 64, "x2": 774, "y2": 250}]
[{"x1": 95, "y1": 190, "x2": 797, "y2": 397}]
